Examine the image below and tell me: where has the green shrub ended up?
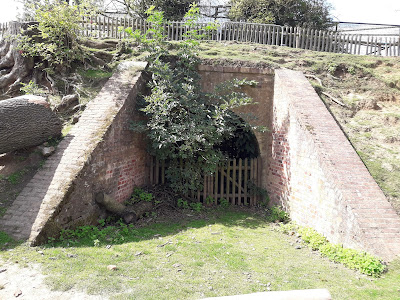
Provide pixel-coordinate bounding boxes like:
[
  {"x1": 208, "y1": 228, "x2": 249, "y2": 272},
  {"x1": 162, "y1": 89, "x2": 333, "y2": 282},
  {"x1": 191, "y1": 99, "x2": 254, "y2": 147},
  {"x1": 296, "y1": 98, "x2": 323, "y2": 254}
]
[
  {"x1": 298, "y1": 227, "x2": 327, "y2": 250},
  {"x1": 20, "y1": 80, "x2": 47, "y2": 95},
  {"x1": 279, "y1": 222, "x2": 298, "y2": 234},
  {"x1": 289, "y1": 225, "x2": 386, "y2": 277},
  {"x1": 189, "y1": 202, "x2": 203, "y2": 212},
  {"x1": 319, "y1": 244, "x2": 386, "y2": 276},
  {"x1": 7, "y1": 170, "x2": 27, "y2": 185},
  {"x1": 17, "y1": 1, "x2": 95, "y2": 73},
  {"x1": 50, "y1": 219, "x2": 138, "y2": 247},
  {"x1": 125, "y1": 187, "x2": 153, "y2": 205},
  {"x1": 266, "y1": 206, "x2": 289, "y2": 223},
  {"x1": 219, "y1": 198, "x2": 229, "y2": 208},
  {"x1": 127, "y1": 5, "x2": 257, "y2": 195},
  {"x1": 177, "y1": 198, "x2": 189, "y2": 209}
]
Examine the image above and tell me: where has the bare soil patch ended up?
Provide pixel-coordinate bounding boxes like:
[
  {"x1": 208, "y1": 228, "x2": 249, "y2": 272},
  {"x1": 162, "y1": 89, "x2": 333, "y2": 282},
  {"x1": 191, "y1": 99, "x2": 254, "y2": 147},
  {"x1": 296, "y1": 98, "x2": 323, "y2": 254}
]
[{"x1": 0, "y1": 259, "x2": 102, "y2": 300}]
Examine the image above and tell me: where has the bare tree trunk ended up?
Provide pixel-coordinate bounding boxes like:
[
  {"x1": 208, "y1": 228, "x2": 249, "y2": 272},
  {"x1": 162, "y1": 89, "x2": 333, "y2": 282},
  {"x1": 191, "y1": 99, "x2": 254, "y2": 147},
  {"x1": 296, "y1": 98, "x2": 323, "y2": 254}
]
[{"x1": 0, "y1": 95, "x2": 62, "y2": 154}]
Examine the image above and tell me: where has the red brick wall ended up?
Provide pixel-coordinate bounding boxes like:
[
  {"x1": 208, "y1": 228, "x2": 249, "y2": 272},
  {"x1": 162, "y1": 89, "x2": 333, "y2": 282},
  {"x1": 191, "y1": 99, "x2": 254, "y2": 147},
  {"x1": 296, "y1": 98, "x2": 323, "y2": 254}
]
[
  {"x1": 198, "y1": 65, "x2": 275, "y2": 187},
  {"x1": 24, "y1": 62, "x2": 150, "y2": 245},
  {"x1": 269, "y1": 69, "x2": 400, "y2": 260}
]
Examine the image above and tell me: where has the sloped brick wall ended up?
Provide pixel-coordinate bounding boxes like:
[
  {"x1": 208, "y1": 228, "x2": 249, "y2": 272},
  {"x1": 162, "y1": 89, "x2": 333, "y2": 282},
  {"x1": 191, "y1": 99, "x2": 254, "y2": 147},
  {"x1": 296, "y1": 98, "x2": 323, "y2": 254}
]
[
  {"x1": 0, "y1": 62, "x2": 150, "y2": 245},
  {"x1": 269, "y1": 69, "x2": 400, "y2": 261}
]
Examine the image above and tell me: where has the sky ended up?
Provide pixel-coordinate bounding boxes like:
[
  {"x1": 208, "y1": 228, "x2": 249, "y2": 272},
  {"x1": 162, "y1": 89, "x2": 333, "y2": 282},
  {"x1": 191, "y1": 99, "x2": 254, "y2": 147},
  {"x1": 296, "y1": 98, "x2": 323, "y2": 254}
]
[
  {"x1": 329, "y1": 0, "x2": 400, "y2": 25},
  {"x1": 0, "y1": 0, "x2": 399, "y2": 25}
]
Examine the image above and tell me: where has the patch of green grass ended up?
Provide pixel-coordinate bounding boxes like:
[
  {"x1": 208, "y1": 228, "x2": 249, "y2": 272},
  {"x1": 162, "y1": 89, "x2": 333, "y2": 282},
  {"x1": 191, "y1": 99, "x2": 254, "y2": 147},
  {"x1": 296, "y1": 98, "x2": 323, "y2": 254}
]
[
  {"x1": 6, "y1": 169, "x2": 27, "y2": 185},
  {"x1": 62, "y1": 124, "x2": 73, "y2": 137},
  {"x1": 357, "y1": 150, "x2": 400, "y2": 199},
  {"x1": 0, "y1": 207, "x2": 6, "y2": 217},
  {"x1": 0, "y1": 231, "x2": 14, "y2": 246},
  {"x1": 1, "y1": 211, "x2": 399, "y2": 299}
]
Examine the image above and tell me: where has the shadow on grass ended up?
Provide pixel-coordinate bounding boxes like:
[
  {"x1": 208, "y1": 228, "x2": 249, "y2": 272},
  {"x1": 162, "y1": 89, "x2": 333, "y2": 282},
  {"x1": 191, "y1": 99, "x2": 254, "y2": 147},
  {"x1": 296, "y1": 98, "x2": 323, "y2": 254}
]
[
  {"x1": 33, "y1": 208, "x2": 274, "y2": 249},
  {"x1": 0, "y1": 231, "x2": 25, "y2": 251}
]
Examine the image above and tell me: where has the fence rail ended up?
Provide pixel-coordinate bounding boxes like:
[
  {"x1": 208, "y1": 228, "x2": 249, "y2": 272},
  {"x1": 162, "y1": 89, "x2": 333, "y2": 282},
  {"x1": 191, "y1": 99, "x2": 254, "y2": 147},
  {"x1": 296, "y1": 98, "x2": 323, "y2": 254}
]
[
  {"x1": 1, "y1": 17, "x2": 399, "y2": 56},
  {"x1": 150, "y1": 157, "x2": 262, "y2": 206}
]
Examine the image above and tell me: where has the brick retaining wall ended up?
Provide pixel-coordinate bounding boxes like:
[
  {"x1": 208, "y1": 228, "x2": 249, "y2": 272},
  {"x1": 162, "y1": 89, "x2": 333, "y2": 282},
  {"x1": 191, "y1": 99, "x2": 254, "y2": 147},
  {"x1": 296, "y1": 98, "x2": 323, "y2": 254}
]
[
  {"x1": 0, "y1": 62, "x2": 149, "y2": 245},
  {"x1": 269, "y1": 69, "x2": 400, "y2": 260},
  {"x1": 1, "y1": 63, "x2": 399, "y2": 260}
]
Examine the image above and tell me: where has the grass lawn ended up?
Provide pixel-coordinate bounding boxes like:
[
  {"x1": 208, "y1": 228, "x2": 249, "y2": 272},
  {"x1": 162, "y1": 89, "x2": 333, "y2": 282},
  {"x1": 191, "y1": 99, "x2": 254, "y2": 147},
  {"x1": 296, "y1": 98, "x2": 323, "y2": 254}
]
[{"x1": 1, "y1": 209, "x2": 399, "y2": 299}]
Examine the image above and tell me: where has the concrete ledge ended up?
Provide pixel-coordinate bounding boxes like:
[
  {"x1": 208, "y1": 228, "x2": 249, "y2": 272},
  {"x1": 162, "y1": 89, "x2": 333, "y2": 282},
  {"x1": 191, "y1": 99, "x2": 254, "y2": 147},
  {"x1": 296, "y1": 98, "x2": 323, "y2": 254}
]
[
  {"x1": 202, "y1": 289, "x2": 331, "y2": 300},
  {"x1": 198, "y1": 64, "x2": 274, "y2": 75}
]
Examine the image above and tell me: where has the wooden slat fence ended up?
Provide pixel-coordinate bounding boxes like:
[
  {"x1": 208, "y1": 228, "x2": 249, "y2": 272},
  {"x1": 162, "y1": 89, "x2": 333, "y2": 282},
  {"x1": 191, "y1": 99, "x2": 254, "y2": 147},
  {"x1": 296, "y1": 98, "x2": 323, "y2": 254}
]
[
  {"x1": 150, "y1": 157, "x2": 262, "y2": 206},
  {"x1": 280, "y1": 26, "x2": 400, "y2": 56},
  {"x1": 0, "y1": 22, "x2": 8, "y2": 38},
  {"x1": 2, "y1": 17, "x2": 399, "y2": 56},
  {"x1": 78, "y1": 15, "x2": 399, "y2": 57}
]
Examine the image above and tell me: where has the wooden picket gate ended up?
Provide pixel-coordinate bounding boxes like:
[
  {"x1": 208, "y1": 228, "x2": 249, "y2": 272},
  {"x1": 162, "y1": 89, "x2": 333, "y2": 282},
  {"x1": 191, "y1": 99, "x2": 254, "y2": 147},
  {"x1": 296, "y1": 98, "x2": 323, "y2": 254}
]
[{"x1": 149, "y1": 157, "x2": 262, "y2": 206}]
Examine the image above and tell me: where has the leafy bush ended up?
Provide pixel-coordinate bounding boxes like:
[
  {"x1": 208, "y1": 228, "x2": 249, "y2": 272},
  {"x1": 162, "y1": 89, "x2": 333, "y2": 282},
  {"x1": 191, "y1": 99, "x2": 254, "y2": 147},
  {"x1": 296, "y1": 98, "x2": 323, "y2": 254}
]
[
  {"x1": 248, "y1": 180, "x2": 270, "y2": 207},
  {"x1": 177, "y1": 198, "x2": 203, "y2": 212},
  {"x1": 189, "y1": 202, "x2": 203, "y2": 212},
  {"x1": 219, "y1": 198, "x2": 230, "y2": 208},
  {"x1": 125, "y1": 187, "x2": 153, "y2": 205},
  {"x1": 20, "y1": 80, "x2": 47, "y2": 95},
  {"x1": 177, "y1": 198, "x2": 189, "y2": 209},
  {"x1": 17, "y1": 0, "x2": 95, "y2": 73},
  {"x1": 127, "y1": 5, "x2": 257, "y2": 195},
  {"x1": 279, "y1": 222, "x2": 298, "y2": 234},
  {"x1": 229, "y1": 0, "x2": 333, "y2": 29}
]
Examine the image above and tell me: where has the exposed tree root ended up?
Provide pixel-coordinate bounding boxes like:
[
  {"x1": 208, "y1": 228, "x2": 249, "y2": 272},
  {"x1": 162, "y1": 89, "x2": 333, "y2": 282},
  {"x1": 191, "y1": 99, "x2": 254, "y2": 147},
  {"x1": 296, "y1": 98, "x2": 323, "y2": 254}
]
[
  {"x1": 321, "y1": 91, "x2": 347, "y2": 107},
  {"x1": 0, "y1": 23, "x2": 36, "y2": 96},
  {"x1": 0, "y1": 21, "x2": 117, "y2": 98},
  {"x1": 305, "y1": 74, "x2": 323, "y2": 86}
]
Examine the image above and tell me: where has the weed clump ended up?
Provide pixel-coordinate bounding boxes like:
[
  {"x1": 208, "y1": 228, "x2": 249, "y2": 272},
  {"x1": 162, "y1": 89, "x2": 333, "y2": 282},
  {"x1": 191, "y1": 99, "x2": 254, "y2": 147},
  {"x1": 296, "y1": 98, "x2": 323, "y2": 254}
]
[
  {"x1": 280, "y1": 223, "x2": 386, "y2": 277},
  {"x1": 266, "y1": 206, "x2": 289, "y2": 223},
  {"x1": 47, "y1": 217, "x2": 139, "y2": 247}
]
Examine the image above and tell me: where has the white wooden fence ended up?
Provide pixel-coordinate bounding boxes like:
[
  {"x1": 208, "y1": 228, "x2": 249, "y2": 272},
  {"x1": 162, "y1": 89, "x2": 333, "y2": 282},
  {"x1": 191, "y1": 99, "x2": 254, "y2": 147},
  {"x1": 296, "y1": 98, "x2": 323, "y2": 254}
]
[{"x1": 2, "y1": 17, "x2": 399, "y2": 57}]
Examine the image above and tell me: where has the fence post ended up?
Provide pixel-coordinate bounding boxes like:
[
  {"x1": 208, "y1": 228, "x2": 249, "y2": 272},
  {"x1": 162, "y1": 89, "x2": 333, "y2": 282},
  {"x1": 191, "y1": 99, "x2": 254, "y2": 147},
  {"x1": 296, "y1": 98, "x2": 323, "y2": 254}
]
[
  {"x1": 232, "y1": 158, "x2": 237, "y2": 205},
  {"x1": 378, "y1": 37, "x2": 382, "y2": 56},
  {"x1": 321, "y1": 30, "x2": 325, "y2": 51},
  {"x1": 237, "y1": 159, "x2": 242, "y2": 205},
  {"x1": 398, "y1": 35, "x2": 400, "y2": 57},
  {"x1": 227, "y1": 160, "x2": 232, "y2": 204},
  {"x1": 385, "y1": 37, "x2": 388, "y2": 56},
  {"x1": 244, "y1": 158, "x2": 248, "y2": 205}
]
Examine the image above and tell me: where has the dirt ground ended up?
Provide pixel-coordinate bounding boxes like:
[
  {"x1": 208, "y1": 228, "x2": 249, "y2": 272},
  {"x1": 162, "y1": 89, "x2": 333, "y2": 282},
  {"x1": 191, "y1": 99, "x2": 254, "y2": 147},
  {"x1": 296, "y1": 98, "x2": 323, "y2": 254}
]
[{"x1": 0, "y1": 259, "x2": 103, "y2": 300}]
